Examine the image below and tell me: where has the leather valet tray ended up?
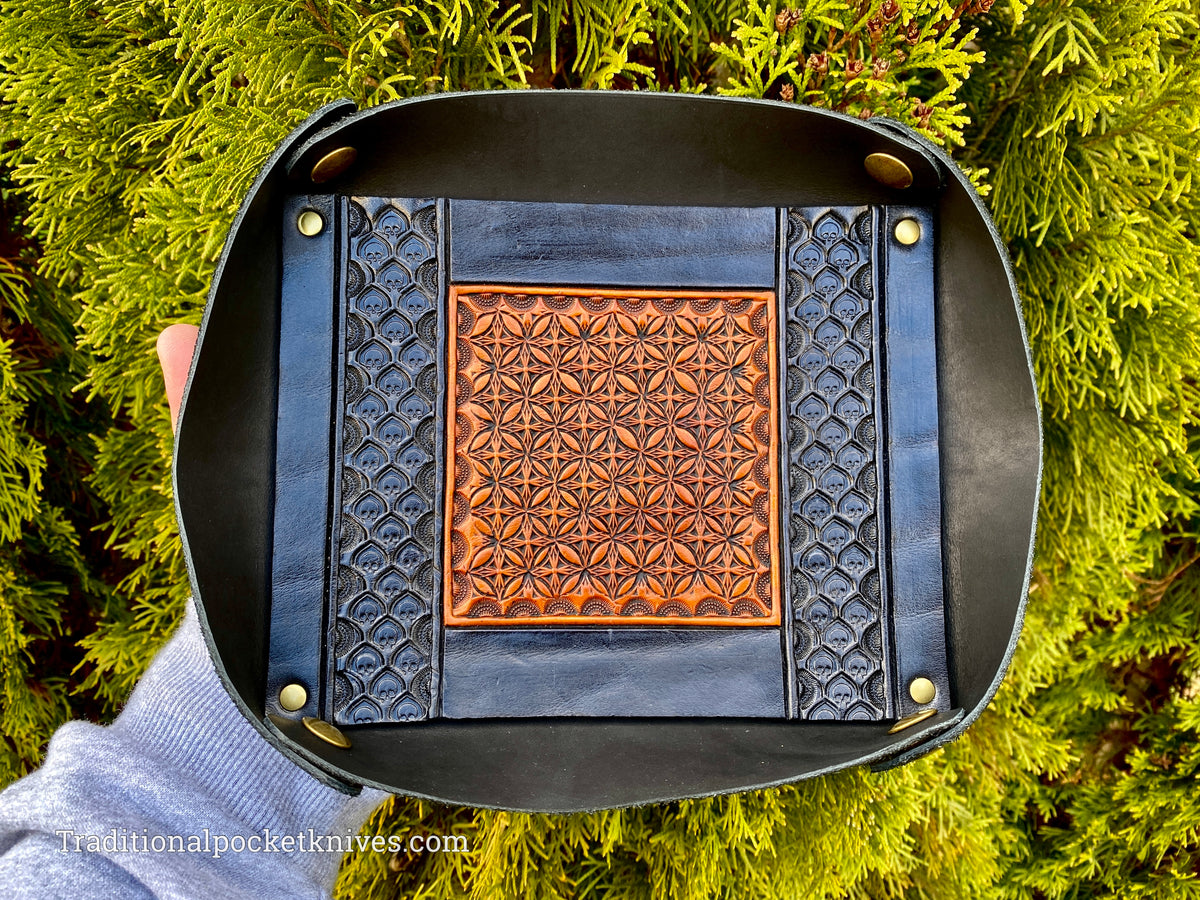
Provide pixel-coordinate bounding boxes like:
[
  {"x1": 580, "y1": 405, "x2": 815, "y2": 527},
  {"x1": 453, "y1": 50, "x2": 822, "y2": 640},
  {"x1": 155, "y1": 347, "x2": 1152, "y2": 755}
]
[{"x1": 174, "y1": 91, "x2": 1040, "y2": 811}]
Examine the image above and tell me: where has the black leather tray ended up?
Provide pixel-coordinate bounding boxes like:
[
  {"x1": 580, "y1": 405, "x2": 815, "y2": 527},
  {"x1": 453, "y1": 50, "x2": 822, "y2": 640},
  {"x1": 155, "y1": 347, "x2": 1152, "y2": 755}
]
[{"x1": 173, "y1": 91, "x2": 1040, "y2": 811}]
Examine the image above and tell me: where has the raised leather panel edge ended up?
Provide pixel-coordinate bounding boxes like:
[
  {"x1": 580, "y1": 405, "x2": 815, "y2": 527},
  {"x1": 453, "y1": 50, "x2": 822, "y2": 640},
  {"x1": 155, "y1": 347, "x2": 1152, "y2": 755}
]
[
  {"x1": 872, "y1": 123, "x2": 1040, "y2": 770},
  {"x1": 270, "y1": 708, "x2": 966, "y2": 812},
  {"x1": 287, "y1": 91, "x2": 944, "y2": 207}
]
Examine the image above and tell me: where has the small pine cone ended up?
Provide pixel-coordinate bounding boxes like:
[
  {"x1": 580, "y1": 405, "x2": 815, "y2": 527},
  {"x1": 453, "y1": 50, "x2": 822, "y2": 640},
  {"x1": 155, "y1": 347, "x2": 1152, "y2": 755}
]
[
  {"x1": 806, "y1": 52, "x2": 829, "y2": 75},
  {"x1": 974, "y1": 0, "x2": 996, "y2": 11},
  {"x1": 775, "y1": 8, "x2": 802, "y2": 33},
  {"x1": 904, "y1": 22, "x2": 921, "y2": 44},
  {"x1": 871, "y1": 58, "x2": 890, "y2": 79},
  {"x1": 914, "y1": 99, "x2": 933, "y2": 129},
  {"x1": 780, "y1": 83, "x2": 795, "y2": 102},
  {"x1": 846, "y1": 58, "x2": 865, "y2": 79},
  {"x1": 866, "y1": 15, "x2": 885, "y2": 41},
  {"x1": 858, "y1": 108, "x2": 874, "y2": 120},
  {"x1": 880, "y1": 1, "x2": 901, "y2": 23}
]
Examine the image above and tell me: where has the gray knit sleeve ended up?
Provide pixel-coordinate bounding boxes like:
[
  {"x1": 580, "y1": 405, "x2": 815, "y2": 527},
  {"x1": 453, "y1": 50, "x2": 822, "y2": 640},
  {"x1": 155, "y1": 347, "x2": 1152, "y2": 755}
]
[{"x1": 0, "y1": 600, "x2": 390, "y2": 899}]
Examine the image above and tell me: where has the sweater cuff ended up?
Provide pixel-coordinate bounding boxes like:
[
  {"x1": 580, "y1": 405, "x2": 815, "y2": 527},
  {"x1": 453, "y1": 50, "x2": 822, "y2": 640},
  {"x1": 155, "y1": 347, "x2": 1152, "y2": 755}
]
[{"x1": 110, "y1": 598, "x2": 391, "y2": 886}]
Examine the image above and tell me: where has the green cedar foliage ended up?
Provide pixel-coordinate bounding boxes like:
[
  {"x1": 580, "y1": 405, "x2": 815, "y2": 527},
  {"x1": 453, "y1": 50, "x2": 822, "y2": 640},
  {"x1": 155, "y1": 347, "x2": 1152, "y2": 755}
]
[
  {"x1": 0, "y1": 178, "x2": 113, "y2": 782},
  {"x1": 959, "y1": 1, "x2": 1200, "y2": 896},
  {"x1": 0, "y1": 0, "x2": 1198, "y2": 897}
]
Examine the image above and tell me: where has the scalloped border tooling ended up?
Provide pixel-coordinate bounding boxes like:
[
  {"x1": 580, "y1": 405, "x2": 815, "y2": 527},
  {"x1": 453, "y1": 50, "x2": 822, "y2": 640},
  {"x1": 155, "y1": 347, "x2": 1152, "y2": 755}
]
[
  {"x1": 330, "y1": 197, "x2": 442, "y2": 726},
  {"x1": 784, "y1": 208, "x2": 889, "y2": 721}
]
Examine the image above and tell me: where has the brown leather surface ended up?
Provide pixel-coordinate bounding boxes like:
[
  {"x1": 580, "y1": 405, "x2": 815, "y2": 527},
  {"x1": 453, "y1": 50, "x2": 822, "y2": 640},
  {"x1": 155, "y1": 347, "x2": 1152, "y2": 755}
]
[{"x1": 445, "y1": 286, "x2": 781, "y2": 626}]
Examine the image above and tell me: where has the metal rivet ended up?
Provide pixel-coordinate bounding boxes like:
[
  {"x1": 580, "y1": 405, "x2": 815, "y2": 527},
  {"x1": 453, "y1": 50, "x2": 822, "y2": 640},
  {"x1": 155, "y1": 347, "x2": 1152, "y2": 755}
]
[
  {"x1": 302, "y1": 716, "x2": 352, "y2": 749},
  {"x1": 297, "y1": 210, "x2": 324, "y2": 237},
  {"x1": 864, "y1": 152, "x2": 914, "y2": 189},
  {"x1": 279, "y1": 683, "x2": 307, "y2": 711},
  {"x1": 888, "y1": 708, "x2": 938, "y2": 734},
  {"x1": 894, "y1": 218, "x2": 922, "y2": 246},
  {"x1": 909, "y1": 676, "x2": 937, "y2": 704},
  {"x1": 310, "y1": 146, "x2": 357, "y2": 184}
]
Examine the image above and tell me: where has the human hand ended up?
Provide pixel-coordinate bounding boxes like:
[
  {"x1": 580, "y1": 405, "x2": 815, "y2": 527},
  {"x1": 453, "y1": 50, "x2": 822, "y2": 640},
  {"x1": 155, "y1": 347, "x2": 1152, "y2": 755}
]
[
  {"x1": 156, "y1": 323, "x2": 199, "y2": 431},
  {"x1": 0, "y1": 319, "x2": 387, "y2": 898}
]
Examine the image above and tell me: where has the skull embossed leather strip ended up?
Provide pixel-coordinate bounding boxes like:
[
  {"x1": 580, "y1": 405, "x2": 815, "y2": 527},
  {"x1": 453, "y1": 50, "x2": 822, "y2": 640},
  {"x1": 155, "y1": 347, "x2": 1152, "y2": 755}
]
[
  {"x1": 783, "y1": 207, "x2": 890, "y2": 721},
  {"x1": 330, "y1": 197, "x2": 444, "y2": 726},
  {"x1": 445, "y1": 286, "x2": 781, "y2": 626}
]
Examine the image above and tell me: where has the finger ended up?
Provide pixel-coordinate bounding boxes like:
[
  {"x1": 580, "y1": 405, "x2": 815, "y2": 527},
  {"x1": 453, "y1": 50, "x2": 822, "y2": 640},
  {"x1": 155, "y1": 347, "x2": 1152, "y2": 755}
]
[{"x1": 156, "y1": 324, "x2": 200, "y2": 433}]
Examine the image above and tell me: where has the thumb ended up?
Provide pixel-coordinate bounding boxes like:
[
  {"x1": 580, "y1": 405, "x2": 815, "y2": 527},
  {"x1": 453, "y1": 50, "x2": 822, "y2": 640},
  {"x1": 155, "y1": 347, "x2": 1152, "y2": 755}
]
[{"x1": 156, "y1": 324, "x2": 200, "y2": 433}]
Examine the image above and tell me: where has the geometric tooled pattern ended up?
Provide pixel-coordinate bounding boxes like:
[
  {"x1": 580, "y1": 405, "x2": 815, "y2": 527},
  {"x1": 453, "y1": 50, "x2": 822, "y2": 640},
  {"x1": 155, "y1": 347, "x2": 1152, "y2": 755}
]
[
  {"x1": 330, "y1": 197, "x2": 441, "y2": 726},
  {"x1": 446, "y1": 287, "x2": 780, "y2": 626},
  {"x1": 784, "y1": 208, "x2": 888, "y2": 721}
]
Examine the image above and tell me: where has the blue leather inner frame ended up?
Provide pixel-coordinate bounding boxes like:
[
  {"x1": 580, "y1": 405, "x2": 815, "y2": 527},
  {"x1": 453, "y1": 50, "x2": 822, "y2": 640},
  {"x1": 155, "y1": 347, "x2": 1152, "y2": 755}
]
[
  {"x1": 441, "y1": 629, "x2": 786, "y2": 718},
  {"x1": 880, "y1": 207, "x2": 951, "y2": 716},
  {"x1": 448, "y1": 200, "x2": 777, "y2": 288},
  {"x1": 441, "y1": 198, "x2": 786, "y2": 719},
  {"x1": 266, "y1": 195, "x2": 336, "y2": 719}
]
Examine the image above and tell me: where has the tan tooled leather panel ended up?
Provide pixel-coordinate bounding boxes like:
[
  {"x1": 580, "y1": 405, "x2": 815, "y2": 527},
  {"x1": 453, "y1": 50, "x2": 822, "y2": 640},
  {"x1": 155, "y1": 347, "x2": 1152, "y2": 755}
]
[{"x1": 445, "y1": 286, "x2": 780, "y2": 626}]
